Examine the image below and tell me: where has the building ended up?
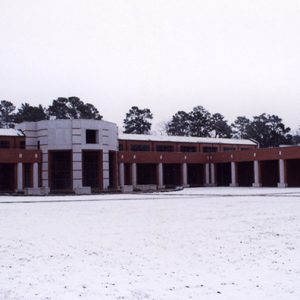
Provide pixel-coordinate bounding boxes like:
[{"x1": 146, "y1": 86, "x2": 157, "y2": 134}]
[{"x1": 0, "y1": 119, "x2": 299, "y2": 194}]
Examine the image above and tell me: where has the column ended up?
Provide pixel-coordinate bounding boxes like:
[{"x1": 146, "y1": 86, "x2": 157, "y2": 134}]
[
  {"x1": 252, "y1": 160, "x2": 262, "y2": 187},
  {"x1": 230, "y1": 161, "x2": 238, "y2": 187},
  {"x1": 182, "y1": 163, "x2": 188, "y2": 187},
  {"x1": 210, "y1": 163, "x2": 216, "y2": 186},
  {"x1": 119, "y1": 162, "x2": 125, "y2": 188},
  {"x1": 33, "y1": 162, "x2": 39, "y2": 189},
  {"x1": 278, "y1": 159, "x2": 287, "y2": 188},
  {"x1": 157, "y1": 163, "x2": 164, "y2": 189},
  {"x1": 205, "y1": 163, "x2": 210, "y2": 186},
  {"x1": 17, "y1": 162, "x2": 23, "y2": 192},
  {"x1": 132, "y1": 163, "x2": 137, "y2": 188}
]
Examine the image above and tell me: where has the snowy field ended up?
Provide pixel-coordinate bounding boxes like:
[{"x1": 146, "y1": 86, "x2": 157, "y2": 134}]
[{"x1": 0, "y1": 188, "x2": 300, "y2": 300}]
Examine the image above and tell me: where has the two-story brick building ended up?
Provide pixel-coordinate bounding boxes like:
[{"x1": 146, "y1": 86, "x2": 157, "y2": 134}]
[{"x1": 0, "y1": 119, "x2": 299, "y2": 195}]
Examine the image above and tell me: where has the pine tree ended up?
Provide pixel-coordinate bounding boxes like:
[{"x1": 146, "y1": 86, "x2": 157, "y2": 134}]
[{"x1": 123, "y1": 106, "x2": 153, "y2": 134}]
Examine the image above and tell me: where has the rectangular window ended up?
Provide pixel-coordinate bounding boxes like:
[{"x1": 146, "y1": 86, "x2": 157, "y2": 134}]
[
  {"x1": 119, "y1": 144, "x2": 124, "y2": 151},
  {"x1": 156, "y1": 145, "x2": 174, "y2": 152},
  {"x1": 203, "y1": 147, "x2": 218, "y2": 153},
  {"x1": 20, "y1": 141, "x2": 26, "y2": 149},
  {"x1": 223, "y1": 147, "x2": 235, "y2": 152},
  {"x1": 0, "y1": 141, "x2": 10, "y2": 148},
  {"x1": 130, "y1": 144, "x2": 150, "y2": 151},
  {"x1": 86, "y1": 130, "x2": 98, "y2": 144},
  {"x1": 241, "y1": 147, "x2": 250, "y2": 151},
  {"x1": 180, "y1": 146, "x2": 197, "y2": 152}
]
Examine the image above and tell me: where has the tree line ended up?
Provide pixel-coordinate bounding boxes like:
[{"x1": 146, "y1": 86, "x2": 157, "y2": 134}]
[{"x1": 0, "y1": 98, "x2": 299, "y2": 148}]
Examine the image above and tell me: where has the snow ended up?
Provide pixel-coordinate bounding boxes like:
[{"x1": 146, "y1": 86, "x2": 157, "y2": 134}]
[
  {"x1": 0, "y1": 188, "x2": 300, "y2": 299},
  {"x1": 0, "y1": 129, "x2": 24, "y2": 137},
  {"x1": 119, "y1": 133, "x2": 257, "y2": 146}
]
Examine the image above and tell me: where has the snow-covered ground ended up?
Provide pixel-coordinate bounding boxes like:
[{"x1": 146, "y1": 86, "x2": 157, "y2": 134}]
[{"x1": 0, "y1": 188, "x2": 299, "y2": 299}]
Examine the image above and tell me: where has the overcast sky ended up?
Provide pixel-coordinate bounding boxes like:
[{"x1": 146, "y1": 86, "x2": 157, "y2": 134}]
[{"x1": 0, "y1": 0, "x2": 299, "y2": 132}]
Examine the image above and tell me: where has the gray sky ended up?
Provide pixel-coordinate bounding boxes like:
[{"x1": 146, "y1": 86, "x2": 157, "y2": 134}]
[{"x1": 1, "y1": 0, "x2": 300, "y2": 131}]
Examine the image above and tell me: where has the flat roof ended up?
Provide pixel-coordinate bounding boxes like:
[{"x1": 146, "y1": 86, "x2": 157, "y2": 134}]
[
  {"x1": 0, "y1": 128, "x2": 25, "y2": 137},
  {"x1": 118, "y1": 133, "x2": 257, "y2": 146}
]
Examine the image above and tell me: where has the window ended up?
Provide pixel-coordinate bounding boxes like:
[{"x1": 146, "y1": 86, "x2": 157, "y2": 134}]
[
  {"x1": 203, "y1": 147, "x2": 218, "y2": 153},
  {"x1": 180, "y1": 146, "x2": 197, "y2": 152},
  {"x1": 20, "y1": 141, "x2": 26, "y2": 149},
  {"x1": 223, "y1": 147, "x2": 235, "y2": 152},
  {"x1": 241, "y1": 147, "x2": 250, "y2": 151},
  {"x1": 156, "y1": 145, "x2": 174, "y2": 152},
  {"x1": 130, "y1": 144, "x2": 150, "y2": 151},
  {"x1": 0, "y1": 141, "x2": 10, "y2": 148},
  {"x1": 119, "y1": 144, "x2": 124, "y2": 151},
  {"x1": 86, "y1": 130, "x2": 98, "y2": 144}
]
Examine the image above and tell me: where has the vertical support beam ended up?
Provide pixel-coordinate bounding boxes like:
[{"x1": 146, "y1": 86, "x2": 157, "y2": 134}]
[
  {"x1": 205, "y1": 163, "x2": 210, "y2": 186},
  {"x1": 119, "y1": 162, "x2": 125, "y2": 188},
  {"x1": 252, "y1": 160, "x2": 262, "y2": 187},
  {"x1": 33, "y1": 162, "x2": 39, "y2": 189},
  {"x1": 17, "y1": 162, "x2": 23, "y2": 192},
  {"x1": 210, "y1": 163, "x2": 217, "y2": 186},
  {"x1": 278, "y1": 159, "x2": 288, "y2": 188},
  {"x1": 182, "y1": 163, "x2": 188, "y2": 187},
  {"x1": 230, "y1": 161, "x2": 238, "y2": 187},
  {"x1": 157, "y1": 163, "x2": 164, "y2": 189},
  {"x1": 132, "y1": 163, "x2": 137, "y2": 188}
]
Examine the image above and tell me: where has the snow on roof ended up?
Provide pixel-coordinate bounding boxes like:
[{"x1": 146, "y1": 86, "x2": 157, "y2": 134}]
[
  {"x1": 118, "y1": 133, "x2": 257, "y2": 146},
  {"x1": 0, "y1": 128, "x2": 25, "y2": 137}
]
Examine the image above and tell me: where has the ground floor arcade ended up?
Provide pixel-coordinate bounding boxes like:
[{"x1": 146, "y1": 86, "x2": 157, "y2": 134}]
[{"x1": 118, "y1": 158, "x2": 300, "y2": 191}]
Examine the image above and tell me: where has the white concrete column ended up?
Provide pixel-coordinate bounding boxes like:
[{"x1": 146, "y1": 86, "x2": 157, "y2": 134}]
[
  {"x1": 119, "y1": 162, "x2": 125, "y2": 188},
  {"x1": 230, "y1": 161, "x2": 238, "y2": 187},
  {"x1": 158, "y1": 163, "x2": 164, "y2": 189},
  {"x1": 17, "y1": 162, "x2": 23, "y2": 192},
  {"x1": 278, "y1": 159, "x2": 288, "y2": 188},
  {"x1": 205, "y1": 163, "x2": 210, "y2": 186},
  {"x1": 210, "y1": 163, "x2": 217, "y2": 186},
  {"x1": 252, "y1": 160, "x2": 262, "y2": 187},
  {"x1": 182, "y1": 163, "x2": 188, "y2": 187},
  {"x1": 33, "y1": 162, "x2": 39, "y2": 189},
  {"x1": 132, "y1": 163, "x2": 137, "y2": 187}
]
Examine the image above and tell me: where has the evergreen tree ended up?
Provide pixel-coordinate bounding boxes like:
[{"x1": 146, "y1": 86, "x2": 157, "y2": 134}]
[
  {"x1": 188, "y1": 106, "x2": 212, "y2": 137},
  {"x1": 0, "y1": 100, "x2": 15, "y2": 128},
  {"x1": 210, "y1": 113, "x2": 232, "y2": 138},
  {"x1": 14, "y1": 103, "x2": 48, "y2": 123},
  {"x1": 233, "y1": 114, "x2": 292, "y2": 147},
  {"x1": 232, "y1": 116, "x2": 251, "y2": 138},
  {"x1": 47, "y1": 97, "x2": 102, "y2": 120},
  {"x1": 166, "y1": 111, "x2": 191, "y2": 136},
  {"x1": 123, "y1": 106, "x2": 153, "y2": 134}
]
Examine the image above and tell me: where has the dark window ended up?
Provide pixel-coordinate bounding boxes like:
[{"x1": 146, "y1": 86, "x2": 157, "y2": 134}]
[
  {"x1": 180, "y1": 146, "x2": 197, "y2": 152},
  {"x1": 24, "y1": 163, "x2": 31, "y2": 188},
  {"x1": 130, "y1": 144, "x2": 150, "y2": 151},
  {"x1": 37, "y1": 141, "x2": 40, "y2": 150},
  {"x1": 223, "y1": 147, "x2": 235, "y2": 152},
  {"x1": 119, "y1": 144, "x2": 124, "y2": 151},
  {"x1": 86, "y1": 130, "x2": 98, "y2": 144},
  {"x1": 241, "y1": 147, "x2": 250, "y2": 151},
  {"x1": 203, "y1": 147, "x2": 218, "y2": 153},
  {"x1": 156, "y1": 145, "x2": 174, "y2": 152},
  {"x1": 0, "y1": 141, "x2": 10, "y2": 148},
  {"x1": 20, "y1": 141, "x2": 26, "y2": 149}
]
